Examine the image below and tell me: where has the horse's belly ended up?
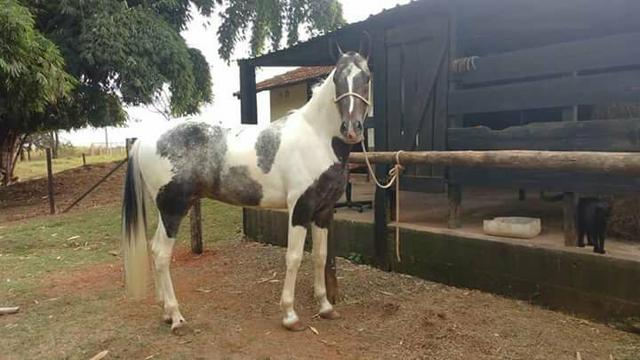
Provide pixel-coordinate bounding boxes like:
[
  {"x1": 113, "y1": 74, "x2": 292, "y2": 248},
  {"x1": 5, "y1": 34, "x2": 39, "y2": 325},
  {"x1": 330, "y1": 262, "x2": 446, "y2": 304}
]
[
  {"x1": 202, "y1": 170, "x2": 287, "y2": 210},
  {"x1": 257, "y1": 189, "x2": 288, "y2": 209}
]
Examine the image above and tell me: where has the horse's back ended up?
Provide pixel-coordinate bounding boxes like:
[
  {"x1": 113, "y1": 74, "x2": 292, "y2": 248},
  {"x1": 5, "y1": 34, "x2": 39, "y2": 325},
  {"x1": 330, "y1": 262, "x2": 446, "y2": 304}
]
[{"x1": 134, "y1": 118, "x2": 290, "y2": 209}]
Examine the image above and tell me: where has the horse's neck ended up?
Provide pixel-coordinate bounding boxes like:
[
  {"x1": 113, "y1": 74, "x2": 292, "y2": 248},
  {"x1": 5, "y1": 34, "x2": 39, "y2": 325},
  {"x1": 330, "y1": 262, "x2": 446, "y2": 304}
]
[{"x1": 298, "y1": 75, "x2": 341, "y2": 140}]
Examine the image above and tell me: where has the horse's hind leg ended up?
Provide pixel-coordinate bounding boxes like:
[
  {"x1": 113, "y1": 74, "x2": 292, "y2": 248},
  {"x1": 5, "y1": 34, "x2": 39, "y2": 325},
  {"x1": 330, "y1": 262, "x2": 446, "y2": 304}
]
[
  {"x1": 151, "y1": 221, "x2": 166, "y2": 303},
  {"x1": 152, "y1": 213, "x2": 187, "y2": 331}
]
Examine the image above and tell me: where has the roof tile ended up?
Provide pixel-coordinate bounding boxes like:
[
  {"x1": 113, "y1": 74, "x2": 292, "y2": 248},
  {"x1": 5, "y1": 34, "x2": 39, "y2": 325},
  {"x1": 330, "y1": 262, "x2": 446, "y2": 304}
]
[{"x1": 256, "y1": 66, "x2": 333, "y2": 92}]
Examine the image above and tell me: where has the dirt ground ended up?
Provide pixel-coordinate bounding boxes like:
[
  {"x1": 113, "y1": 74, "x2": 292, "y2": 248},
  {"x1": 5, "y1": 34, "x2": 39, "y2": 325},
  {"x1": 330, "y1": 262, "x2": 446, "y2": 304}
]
[
  {"x1": 1, "y1": 162, "x2": 639, "y2": 359},
  {"x1": 1, "y1": 240, "x2": 638, "y2": 359},
  {"x1": 0, "y1": 161, "x2": 125, "y2": 223}
]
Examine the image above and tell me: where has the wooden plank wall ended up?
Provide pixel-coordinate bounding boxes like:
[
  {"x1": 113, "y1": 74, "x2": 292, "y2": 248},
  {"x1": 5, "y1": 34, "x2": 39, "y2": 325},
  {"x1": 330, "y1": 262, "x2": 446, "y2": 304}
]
[
  {"x1": 455, "y1": 0, "x2": 640, "y2": 56},
  {"x1": 447, "y1": 119, "x2": 640, "y2": 151},
  {"x1": 385, "y1": 18, "x2": 449, "y2": 193},
  {"x1": 447, "y1": 28, "x2": 640, "y2": 194},
  {"x1": 450, "y1": 70, "x2": 640, "y2": 115},
  {"x1": 449, "y1": 32, "x2": 640, "y2": 115}
]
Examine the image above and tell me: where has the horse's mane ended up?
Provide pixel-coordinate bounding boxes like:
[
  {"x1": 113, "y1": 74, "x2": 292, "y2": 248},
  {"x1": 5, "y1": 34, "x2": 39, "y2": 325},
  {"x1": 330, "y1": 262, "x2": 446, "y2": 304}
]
[{"x1": 310, "y1": 69, "x2": 336, "y2": 97}]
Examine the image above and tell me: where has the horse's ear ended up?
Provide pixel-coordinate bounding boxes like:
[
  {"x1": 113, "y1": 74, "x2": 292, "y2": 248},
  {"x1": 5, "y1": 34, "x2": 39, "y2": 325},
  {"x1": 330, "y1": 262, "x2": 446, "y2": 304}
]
[
  {"x1": 359, "y1": 31, "x2": 372, "y2": 60},
  {"x1": 329, "y1": 37, "x2": 344, "y2": 62}
]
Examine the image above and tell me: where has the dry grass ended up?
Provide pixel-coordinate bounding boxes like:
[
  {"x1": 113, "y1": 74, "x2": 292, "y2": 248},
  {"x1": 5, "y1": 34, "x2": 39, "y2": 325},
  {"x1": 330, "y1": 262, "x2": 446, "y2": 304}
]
[{"x1": 13, "y1": 152, "x2": 125, "y2": 182}]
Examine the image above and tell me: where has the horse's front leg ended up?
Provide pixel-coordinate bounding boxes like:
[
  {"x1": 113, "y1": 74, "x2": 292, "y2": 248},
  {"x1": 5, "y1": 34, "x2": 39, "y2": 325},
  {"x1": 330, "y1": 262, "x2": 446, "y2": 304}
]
[
  {"x1": 311, "y1": 222, "x2": 340, "y2": 320},
  {"x1": 280, "y1": 212, "x2": 307, "y2": 331}
]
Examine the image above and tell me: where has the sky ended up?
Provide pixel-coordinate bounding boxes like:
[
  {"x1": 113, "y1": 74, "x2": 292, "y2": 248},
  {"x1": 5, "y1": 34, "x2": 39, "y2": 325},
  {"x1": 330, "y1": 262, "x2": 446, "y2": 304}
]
[{"x1": 61, "y1": 0, "x2": 411, "y2": 146}]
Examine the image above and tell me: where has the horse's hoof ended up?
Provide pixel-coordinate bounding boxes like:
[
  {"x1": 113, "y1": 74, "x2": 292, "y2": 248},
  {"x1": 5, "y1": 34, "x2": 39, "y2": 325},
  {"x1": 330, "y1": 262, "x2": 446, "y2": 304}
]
[
  {"x1": 282, "y1": 320, "x2": 306, "y2": 332},
  {"x1": 319, "y1": 309, "x2": 341, "y2": 320},
  {"x1": 171, "y1": 317, "x2": 187, "y2": 333}
]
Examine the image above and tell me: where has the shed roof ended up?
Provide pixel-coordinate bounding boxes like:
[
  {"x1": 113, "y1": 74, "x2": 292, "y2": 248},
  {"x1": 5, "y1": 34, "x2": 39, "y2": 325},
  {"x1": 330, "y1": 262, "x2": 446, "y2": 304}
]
[
  {"x1": 239, "y1": 0, "x2": 443, "y2": 67},
  {"x1": 256, "y1": 66, "x2": 333, "y2": 92},
  {"x1": 239, "y1": 0, "x2": 640, "y2": 67}
]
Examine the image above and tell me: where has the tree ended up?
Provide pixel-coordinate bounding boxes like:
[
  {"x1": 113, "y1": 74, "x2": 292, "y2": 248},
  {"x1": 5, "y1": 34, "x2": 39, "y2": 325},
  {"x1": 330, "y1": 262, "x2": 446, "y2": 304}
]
[
  {"x1": 0, "y1": 0, "x2": 74, "y2": 184},
  {"x1": 217, "y1": 0, "x2": 346, "y2": 61},
  {"x1": 1, "y1": 0, "x2": 344, "y2": 184}
]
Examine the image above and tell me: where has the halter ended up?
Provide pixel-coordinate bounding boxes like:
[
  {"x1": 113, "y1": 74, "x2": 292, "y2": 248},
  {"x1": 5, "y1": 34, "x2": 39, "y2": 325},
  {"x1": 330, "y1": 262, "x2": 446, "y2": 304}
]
[{"x1": 333, "y1": 92, "x2": 371, "y2": 108}]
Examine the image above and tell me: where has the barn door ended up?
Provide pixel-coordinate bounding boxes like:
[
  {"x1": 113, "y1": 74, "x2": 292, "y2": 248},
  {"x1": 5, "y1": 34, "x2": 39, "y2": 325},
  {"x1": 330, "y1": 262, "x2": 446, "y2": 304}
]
[{"x1": 385, "y1": 17, "x2": 449, "y2": 192}]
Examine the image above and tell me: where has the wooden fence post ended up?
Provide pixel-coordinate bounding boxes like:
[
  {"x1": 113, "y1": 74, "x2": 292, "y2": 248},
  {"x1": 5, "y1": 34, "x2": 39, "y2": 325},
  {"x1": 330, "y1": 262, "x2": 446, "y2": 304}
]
[
  {"x1": 447, "y1": 13, "x2": 463, "y2": 231},
  {"x1": 190, "y1": 199, "x2": 203, "y2": 254},
  {"x1": 563, "y1": 193, "x2": 577, "y2": 246},
  {"x1": 518, "y1": 189, "x2": 526, "y2": 201},
  {"x1": 371, "y1": 28, "x2": 390, "y2": 271},
  {"x1": 46, "y1": 148, "x2": 55, "y2": 214},
  {"x1": 448, "y1": 183, "x2": 462, "y2": 229},
  {"x1": 82, "y1": 153, "x2": 86, "y2": 166},
  {"x1": 562, "y1": 87, "x2": 578, "y2": 247}
]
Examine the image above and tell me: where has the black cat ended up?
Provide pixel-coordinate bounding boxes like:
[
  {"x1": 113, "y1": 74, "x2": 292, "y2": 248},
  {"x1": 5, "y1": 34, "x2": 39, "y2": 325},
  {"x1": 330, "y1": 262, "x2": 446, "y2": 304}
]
[{"x1": 577, "y1": 197, "x2": 612, "y2": 254}]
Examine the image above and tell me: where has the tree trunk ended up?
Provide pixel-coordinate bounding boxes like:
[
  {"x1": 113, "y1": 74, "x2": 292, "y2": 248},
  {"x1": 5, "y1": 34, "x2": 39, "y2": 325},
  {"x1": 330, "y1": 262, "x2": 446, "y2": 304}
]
[
  {"x1": 0, "y1": 129, "x2": 21, "y2": 186},
  {"x1": 54, "y1": 131, "x2": 60, "y2": 158},
  {"x1": 50, "y1": 131, "x2": 59, "y2": 159},
  {"x1": 19, "y1": 145, "x2": 25, "y2": 161}
]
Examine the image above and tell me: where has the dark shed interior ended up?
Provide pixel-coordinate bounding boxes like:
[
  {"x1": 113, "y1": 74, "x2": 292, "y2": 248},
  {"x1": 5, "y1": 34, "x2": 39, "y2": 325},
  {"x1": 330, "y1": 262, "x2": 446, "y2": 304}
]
[{"x1": 238, "y1": 0, "x2": 640, "y2": 254}]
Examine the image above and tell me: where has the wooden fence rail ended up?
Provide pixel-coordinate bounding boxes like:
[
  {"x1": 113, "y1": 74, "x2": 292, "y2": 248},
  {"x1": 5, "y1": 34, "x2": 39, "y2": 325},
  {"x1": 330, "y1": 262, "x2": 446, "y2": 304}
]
[
  {"x1": 349, "y1": 149, "x2": 640, "y2": 263},
  {"x1": 349, "y1": 150, "x2": 640, "y2": 175}
]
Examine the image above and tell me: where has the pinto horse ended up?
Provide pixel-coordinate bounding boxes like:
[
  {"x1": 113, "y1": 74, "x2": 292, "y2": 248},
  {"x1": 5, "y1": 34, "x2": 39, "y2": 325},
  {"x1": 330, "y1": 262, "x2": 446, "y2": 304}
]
[{"x1": 122, "y1": 47, "x2": 371, "y2": 331}]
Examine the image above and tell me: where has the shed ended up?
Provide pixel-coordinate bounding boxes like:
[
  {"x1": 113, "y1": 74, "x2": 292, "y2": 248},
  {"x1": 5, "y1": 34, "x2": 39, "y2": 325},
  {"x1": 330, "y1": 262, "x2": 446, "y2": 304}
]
[
  {"x1": 238, "y1": 0, "x2": 640, "y2": 236},
  {"x1": 240, "y1": 66, "x2": 332, "y2": 122},
  {"x1": 238, "y1": 0, "x2": 640, "y2": 319}
]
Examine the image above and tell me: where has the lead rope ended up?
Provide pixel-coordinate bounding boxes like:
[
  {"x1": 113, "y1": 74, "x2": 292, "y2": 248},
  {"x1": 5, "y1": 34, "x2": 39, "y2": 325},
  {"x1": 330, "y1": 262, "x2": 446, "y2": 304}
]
[
  {"x1": 334, "y1": 91, "x2": 404, "y2": 261},
  {"x1": 360, "y1": 142, "x2": 404, "y2": 262}
]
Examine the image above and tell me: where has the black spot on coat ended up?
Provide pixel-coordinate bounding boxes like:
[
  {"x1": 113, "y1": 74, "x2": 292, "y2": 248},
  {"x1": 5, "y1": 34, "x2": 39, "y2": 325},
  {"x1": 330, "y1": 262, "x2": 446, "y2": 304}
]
[
  {"x1": 219, "y1": 166, "x2": 263, "y2": 206},
  {"x1": 156, "y1": 122, "x2": 228, "y2": 189},
  {"x1": 292, "y1": 163, "x2": 348, "y2": 229},
  {"x1": 331, "y1": 137, "x2": 352, "y2": 164},
  {"x1": 255, "y1": 119, "x2": 286, "y2": 173},
  {"x1": 156, "y1": 181, "x2": 197, "y2": 238}
]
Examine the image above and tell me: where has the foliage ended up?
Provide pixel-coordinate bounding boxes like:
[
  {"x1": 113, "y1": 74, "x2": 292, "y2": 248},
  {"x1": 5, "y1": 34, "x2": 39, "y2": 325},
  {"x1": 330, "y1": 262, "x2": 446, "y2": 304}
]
[
  {"x1": 1, "y1": 0, "x2": 344, "y2": 184},
  {"x1": 3, "y1": 0, "x2": 344, "y2": 131},
  {"x1": 25, "y1": 0, "x2": 213, "y2": 127},
  {"x1": 217, "y1": 0, "x2": 345, "y2": 61},
  {"x1": 0, "y1": 0, "x2": 74, "y2": 123}
]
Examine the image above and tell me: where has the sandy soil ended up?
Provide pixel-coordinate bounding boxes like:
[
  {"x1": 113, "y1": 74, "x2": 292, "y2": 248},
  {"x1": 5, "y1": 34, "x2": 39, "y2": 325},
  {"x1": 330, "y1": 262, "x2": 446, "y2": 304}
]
[{"x1": 1, "y1": 240, "x2": 635, "y2": 360}]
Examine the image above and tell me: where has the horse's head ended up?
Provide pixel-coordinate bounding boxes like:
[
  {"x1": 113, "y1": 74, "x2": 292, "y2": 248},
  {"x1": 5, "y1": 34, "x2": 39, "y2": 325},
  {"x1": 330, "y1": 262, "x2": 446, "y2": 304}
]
[{"x1": 332, "y1": 37, "x2": 371, "y2": 144}]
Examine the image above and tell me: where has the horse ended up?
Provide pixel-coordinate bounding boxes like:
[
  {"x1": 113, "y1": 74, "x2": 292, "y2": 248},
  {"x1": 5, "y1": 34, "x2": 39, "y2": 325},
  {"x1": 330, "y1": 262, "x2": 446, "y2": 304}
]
[{"x1": 121, "y1": 43, "x2": 372, "y2": 332}]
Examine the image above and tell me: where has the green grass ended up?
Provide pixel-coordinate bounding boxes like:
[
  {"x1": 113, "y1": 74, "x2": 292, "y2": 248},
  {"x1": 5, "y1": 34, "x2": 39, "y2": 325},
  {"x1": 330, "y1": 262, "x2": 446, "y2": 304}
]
[
  {"x1": 0, "y1": 199, "x2": 242, "y2": 359},
  {"x1": 13, "y1": 152, "x2": 126, "y2": 181},
  {"x1": 0, "y1": 199, "x2": 242, "y2": 303}
]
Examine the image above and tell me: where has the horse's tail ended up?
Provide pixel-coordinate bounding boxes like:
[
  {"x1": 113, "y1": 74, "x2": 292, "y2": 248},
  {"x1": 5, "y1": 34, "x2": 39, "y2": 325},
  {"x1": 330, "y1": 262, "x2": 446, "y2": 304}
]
[{"x1": 122, "y1": 141, "x2": 149, "y2": 299}]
